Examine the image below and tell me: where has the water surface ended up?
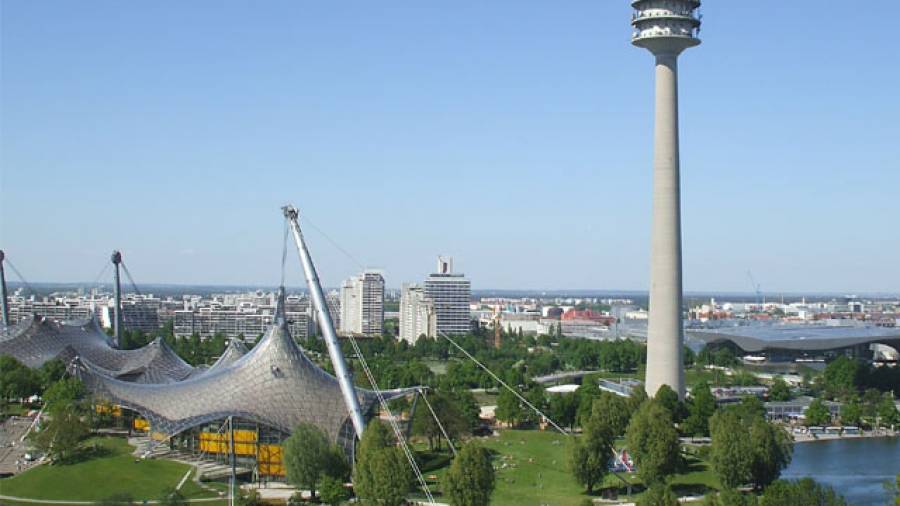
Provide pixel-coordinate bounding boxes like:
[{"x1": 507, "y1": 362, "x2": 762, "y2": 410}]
[{"x1": 782, "y1": 437, "x2": 900, "y2": 505}]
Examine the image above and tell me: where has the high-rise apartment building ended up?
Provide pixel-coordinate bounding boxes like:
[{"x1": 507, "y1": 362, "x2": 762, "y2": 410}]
[
  {"x1": 424, "y1": 257, "x2": 471, "y2": 336},
  {"x1": 338, "y1": 270, "x2": 385, "y2": 337},
  {"x1": 399, "y1": 283, "x2": 435, "y2": 344}
]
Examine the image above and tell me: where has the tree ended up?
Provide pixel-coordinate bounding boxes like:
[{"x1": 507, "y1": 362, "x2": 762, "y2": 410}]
[
  {"x1": 877, "y1": 393, "x2": 900, "y2": 428},
  {"x1": 283, "y1": 423, "x2": 348, "y2": 498},
  {"x1": 638, "y1": 483, "x2": 678, "y2": 506},
  {"x1": 822, "y1": 356, "x2": 861, "y2": 399},
  {"x1": 38, "y1": 358, "x2": 68, "y2": 392},
  {"x1": 318, "y1": 475, "x2": 350, "y2": 505},
  {"x1": 0, "y1": 355, "x2": 40, "y2": 402},
  {"x1": 769, "y1": 377, "x2": 792, "y2": 402},
  {"x1": 654, "y1": 385, "x2": 686, "y2": 422},
  {"x1": 30, "y1": 378, "x2": 90, "y2": 463},
  {"x1": 710, "y1": 407, "x2": 792, "y2": 491},
  {"x1": 569, "y1": 408, "x2": 615, "y2": 493},
  {"x1": 747, "y1": 417, "x2": 793, "y2": 490},
  {"x1": 43, "y1": 378, "x2": 88, "y2": 414},
  {"x1": 444, "y1": 443, "x2": 495, "y2": 506},
  {"x1": 709, "y1": 410, "x2": 753, "y2": 489},
  {"x1": 412, "y1": 392, "x2": 470, "y2": 450},
  {"x1": 625, "y1": 400, "x2": 682, "y2": 485},
  {"x1": 804, "y1": 398, "x2": 831, "y2": 427},
  {"x1": 759, "y1": 478, "x2": 848, "y2": 506},
  {"x1": 590, "y1": 392, "x2": 631, "y2": 437},
  {"x1": 495, "y1": 388, "x2": 521, "y2": 427},
  {"x1": 547, "y1": 393, "x2": 579, "y2": 429},
  {"x1": 839, "y1": 397, "x2": 862, "y2": 426},
  {"x1": 31, "y1": 403, "x2": 89, "y2": 463},
  {"x1": 353, "y1": 422, "x2": 412, "y2": 506},
  {"x1": 683, "y1": 381, "x2": 717, "y2": 437}
]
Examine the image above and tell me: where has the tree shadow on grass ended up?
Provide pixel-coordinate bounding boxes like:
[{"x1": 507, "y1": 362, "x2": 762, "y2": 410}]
[{"x1": 671, "y1": 483, "x2": 715, "y2": 497}]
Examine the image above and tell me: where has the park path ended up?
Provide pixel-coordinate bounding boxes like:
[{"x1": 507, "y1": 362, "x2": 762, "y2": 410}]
[{"x1": 0, "y1": 495, "x2": 225, "y2": 504}]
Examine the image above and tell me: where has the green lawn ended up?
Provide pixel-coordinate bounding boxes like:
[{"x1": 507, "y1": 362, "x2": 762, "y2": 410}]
[
  {"x1": 0, "y1": 436, "x2": 219, "y2": 502},
  {"x1": 414, "y1": 430, "x2": 720, "y2": 506}
]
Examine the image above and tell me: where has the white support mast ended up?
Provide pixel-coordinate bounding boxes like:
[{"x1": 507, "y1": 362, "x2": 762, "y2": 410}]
[{"x1": 282, "y1": 205, "x2": 366, "y2": 439}]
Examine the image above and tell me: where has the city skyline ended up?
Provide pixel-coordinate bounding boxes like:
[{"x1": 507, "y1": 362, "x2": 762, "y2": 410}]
[{"x1": 3, "y1": 1, "x2": 899, "y2": 293}]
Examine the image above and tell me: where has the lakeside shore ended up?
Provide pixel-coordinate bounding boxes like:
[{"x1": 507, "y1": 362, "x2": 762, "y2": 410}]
[{"x1": 791, "y1": 429, "x2": 897, "y2": 443}]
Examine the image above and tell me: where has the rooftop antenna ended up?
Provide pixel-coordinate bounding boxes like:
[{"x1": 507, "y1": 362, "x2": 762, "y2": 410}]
[{"x1": 282, "y1": 205, "x2": 366, "y2": 438}]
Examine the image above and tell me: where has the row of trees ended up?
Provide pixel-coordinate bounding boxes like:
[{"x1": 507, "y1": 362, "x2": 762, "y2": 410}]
[
  {"x1": 564, "y1": 383, "x2": 797, "y2": 504},
  {"x1": 282, "y1": 420, "x2": 496, "y2": 506},
  {"x1": 0, "y1": 356, "x2": 67, "y2": 405},
  {"x1": 803, "y1": 392, "x2": 899, "y2": 428}
]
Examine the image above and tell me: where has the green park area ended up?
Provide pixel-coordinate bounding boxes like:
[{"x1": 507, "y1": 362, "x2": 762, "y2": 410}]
[
  {"x1": 0, "y1": 436, "x2": 224, "y2": 504},
  {"x1": 417, "y1": 429, "x2": 719, "y2": 506}
]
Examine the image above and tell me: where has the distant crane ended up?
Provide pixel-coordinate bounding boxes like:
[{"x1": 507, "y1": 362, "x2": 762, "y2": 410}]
[{"x1": 746, "y1": 270, "x2": 763, "y2": 310}]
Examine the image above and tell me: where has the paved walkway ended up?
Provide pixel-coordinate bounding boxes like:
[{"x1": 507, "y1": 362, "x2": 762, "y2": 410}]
[
  {"x1": 0, "y1": 416, "x2": 38, "y2": 475},
  {"x1": 0, "y1": 496, "x2": 225, "y2": 505}
]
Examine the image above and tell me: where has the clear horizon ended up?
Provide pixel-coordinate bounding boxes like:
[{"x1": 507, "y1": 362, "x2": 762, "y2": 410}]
[{"x1": 2, "y1": 1, "x2": 898, "y2": 293}]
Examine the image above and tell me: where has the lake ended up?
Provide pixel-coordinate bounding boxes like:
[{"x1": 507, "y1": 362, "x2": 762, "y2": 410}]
[{"x1": 782, "y1": 437, "x2": 900, "y2": 505}]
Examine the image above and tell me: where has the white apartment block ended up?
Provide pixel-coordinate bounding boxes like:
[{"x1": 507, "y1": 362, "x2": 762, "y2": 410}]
[
  {"x1": 399, "y1": 283, "x2": 435, "y2": 344},
  {"x1": 339, "y1": 271, "x2": 384, "y2": 337}
]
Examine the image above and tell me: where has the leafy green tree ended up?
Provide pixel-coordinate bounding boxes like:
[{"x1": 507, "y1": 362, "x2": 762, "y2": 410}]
[
  {"x1": 412, "y1": 392, "x2": 470, "y2": 451},
  {"x1": 0, "y1": 355, "x2": 40, "y2": 401},
  {"x1": 444, "y1": 443, "x2": 495, "y2": 506},
  {"x1": 318, "y1": 475, "x2": 350, "y2": 505},
  {"x1": 709, "y1": 410, "x2": 753, "y2": 489},
  {"x1": 283, "y1": 423, "x2": 348, "y2": 499},
  {"x1": 654, "y1": 385, "x2": 686, "y2": 422},
  {"x1": 38, "y1": 358, "x2": 68, "y2": 392},
  {"x1": 43, "y1": 378, "x2": 88, "y2": 414},
  {"x1": 353, "y1": 422, "x2": 412, "y2": 506},
  {"x1": 569, "y1": 408, "x2": 615, "y2": 493},
  {"x1": 822, "y1": 356, "x2": 861, "y2": 399},
  {"x1": 30, "y1": 378, "x2": 90, "y2": 463},
  {"x1": 625, "y1": 400, "x2": 682, "y2": 485},
  {"x1": 759, "y1": 478, "x2": 848, "y2": 506},
  {"x1": 747, "y1": 417, "x2": 793, "y2": 490},
  {"x1": 710, "y1": 405, "x2": 792, "y2": 491},
  {"x1": 804, "y1": 398, "x2": 831, "y2": 427},
  {"x1": 839, "y1": 397, "x2": 862, "y2": 426},
  {"x1": 547, "y1": 392, "x2": 579, "y2": 429},
  {"x1": 769, "y1": 377, "x2": 792, "y2": 402},
  {"x1": 683, "y1": 381, "x2": 717, "y2": 437},
  {"x1": 31, "y1": 403, "x2": 89, "y2": 463},
  {"x1": 733, "y1": 395, "x2": 766, "y2": 423},
  {"x1": 877, "y1": 393, "x2": 900, "y2": 428},
  {"x1": 590, "y1": 392, "x2": 631, "y2": 436},
  {"x1": 495, "y1": 387, "x2": 522, "y2": 427},
  {"x1": 638, "y1": 483, "x2": 678, "y2": 506}
]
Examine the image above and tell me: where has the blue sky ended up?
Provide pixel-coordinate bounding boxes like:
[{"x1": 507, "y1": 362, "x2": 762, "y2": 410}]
[{"x1": 2, "y1": 1, "x2": 898, "y2": 293}]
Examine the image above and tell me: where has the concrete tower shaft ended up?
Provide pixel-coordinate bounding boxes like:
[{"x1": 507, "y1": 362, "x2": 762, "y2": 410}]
[
  {"x1": 631, "y1": 0, "x2": 700, "y2": 399},
  {"x1": 0, "y1": 250, "x2": 9, "y2": 327},
  {"x1": 111, "y1": 250, "x2": 123, "y2": 346}
]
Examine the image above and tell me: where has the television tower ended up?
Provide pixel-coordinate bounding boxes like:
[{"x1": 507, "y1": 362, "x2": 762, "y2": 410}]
[{"x1": 631, "y1": 0, "x2": 701, "y2": 398}]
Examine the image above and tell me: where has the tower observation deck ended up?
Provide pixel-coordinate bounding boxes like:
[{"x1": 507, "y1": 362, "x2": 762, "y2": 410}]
[
  {"x1": 631, "y1": 0, "x2": 701, "y2": 399},
  {"x1": 631, "y1": 0, "x2": 701, "y2": 55}
]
